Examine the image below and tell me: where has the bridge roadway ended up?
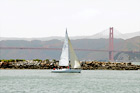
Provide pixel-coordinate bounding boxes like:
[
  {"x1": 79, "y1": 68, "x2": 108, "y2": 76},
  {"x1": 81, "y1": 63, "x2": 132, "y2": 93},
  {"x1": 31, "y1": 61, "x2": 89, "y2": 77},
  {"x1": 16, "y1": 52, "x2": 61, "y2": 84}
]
[{"x1": 0, "y1": 47, "x2": 140, "y2": 53}]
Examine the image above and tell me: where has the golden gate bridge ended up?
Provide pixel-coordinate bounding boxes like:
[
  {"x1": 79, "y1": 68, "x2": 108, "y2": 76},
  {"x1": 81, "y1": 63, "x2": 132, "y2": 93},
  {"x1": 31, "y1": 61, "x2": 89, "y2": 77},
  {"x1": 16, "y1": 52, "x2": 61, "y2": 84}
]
[{"x1": 0, "y1": 27, "x2": 140, "y2": 61}]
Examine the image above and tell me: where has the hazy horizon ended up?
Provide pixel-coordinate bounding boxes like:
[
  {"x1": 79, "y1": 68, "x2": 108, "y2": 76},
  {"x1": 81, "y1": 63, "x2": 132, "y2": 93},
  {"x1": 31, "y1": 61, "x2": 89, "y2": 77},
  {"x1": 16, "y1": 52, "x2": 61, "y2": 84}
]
[
  {"x1": 0, "y1": 0, "x2": 140, "y2": 38},
  {"x1": 0, "y1": 30, "x2": 140, "y2": 38}
]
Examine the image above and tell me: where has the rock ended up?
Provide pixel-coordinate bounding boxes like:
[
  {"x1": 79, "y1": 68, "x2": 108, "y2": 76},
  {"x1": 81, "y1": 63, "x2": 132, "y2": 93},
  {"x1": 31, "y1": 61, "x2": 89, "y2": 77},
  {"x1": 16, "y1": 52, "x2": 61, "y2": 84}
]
[
  {"x1": 127, "y1": 62, "x2": 132, "y2": 66},
  {"x1": 0, "y1": 62, "x2": 3, "y2": 67}
]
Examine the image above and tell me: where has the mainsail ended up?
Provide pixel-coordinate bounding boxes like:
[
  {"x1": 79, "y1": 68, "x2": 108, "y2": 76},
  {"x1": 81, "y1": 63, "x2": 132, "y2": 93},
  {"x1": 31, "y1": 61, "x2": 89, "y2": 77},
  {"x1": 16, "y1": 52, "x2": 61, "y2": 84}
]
[
  {"x1": 59, "y1": 31, "x2": 69, "y2": 66},
  {"x1": 59, "y1": 29, "x2": 81, "y2": 68}
]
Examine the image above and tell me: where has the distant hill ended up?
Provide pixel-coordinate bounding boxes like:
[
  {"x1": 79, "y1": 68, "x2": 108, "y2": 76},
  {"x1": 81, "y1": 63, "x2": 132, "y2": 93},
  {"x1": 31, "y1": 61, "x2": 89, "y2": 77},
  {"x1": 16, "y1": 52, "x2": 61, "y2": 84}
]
[
  {"x1": 0, "y1": 31, "x2": 140, "y2": 41},
  {"x1": 0, "y1": 36, "x2": 139, "y2": 61},
  {"x1": 121, "y1": 36, "x2": 140, "y2": 51},
  {"x1": 90, "y1": 31, "x2": 140, "y2": 39}
]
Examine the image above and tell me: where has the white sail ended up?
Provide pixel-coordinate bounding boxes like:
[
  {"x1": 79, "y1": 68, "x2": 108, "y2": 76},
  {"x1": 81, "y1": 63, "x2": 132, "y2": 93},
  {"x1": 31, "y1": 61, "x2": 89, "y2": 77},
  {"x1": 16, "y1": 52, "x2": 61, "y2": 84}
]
[
  {"x1": 51, "y1": 29, "x2": 81, "y2": 73},
  {"x1": 59, "y1": 31, "x2": 69, "y2": 66},
  {"x1": 68, "y1": 39, "x2": 81, "y2": 68}
]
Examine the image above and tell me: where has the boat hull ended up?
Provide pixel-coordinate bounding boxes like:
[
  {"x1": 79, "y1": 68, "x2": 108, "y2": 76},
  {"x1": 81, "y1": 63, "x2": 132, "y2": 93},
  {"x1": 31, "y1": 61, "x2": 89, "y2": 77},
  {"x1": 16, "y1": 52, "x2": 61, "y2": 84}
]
[{"x1": 51, "y1": 69, "x2": 81, "y2": 73}]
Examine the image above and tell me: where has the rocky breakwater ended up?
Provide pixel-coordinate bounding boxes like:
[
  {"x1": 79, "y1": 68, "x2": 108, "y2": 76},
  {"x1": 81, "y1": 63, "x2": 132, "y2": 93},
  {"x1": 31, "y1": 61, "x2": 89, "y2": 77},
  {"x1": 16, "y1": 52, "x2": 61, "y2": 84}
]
[
  {"x1": 0, "y1": 59, "x2": 59, "y2": 69},
  {"x1": 0, "y1": 59, "x2": 140, "y2": 70},
  {"x1": 81, "y1": 61, "x2": 140, "y2": 70}
]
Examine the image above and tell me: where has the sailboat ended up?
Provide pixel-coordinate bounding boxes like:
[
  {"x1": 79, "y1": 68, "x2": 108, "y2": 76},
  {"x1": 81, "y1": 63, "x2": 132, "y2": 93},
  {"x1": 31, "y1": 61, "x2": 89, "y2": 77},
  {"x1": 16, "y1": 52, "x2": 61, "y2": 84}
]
[{"x1": 51, "y1": 29, "x2": 81, "y2": 73}]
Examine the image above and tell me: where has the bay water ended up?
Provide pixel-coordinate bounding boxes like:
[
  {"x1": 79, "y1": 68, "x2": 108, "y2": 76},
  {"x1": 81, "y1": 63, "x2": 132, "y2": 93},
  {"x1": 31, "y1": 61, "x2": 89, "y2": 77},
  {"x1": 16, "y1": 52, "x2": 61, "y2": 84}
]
[{"x1": 0, "y1": 70, "x2": 140, "y2": 93}]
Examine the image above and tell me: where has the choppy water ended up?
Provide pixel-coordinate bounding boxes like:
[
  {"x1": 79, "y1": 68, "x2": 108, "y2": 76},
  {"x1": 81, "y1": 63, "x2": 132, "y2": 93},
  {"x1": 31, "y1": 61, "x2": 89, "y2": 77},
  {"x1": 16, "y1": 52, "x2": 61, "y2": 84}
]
[{"x1": 0, "y1": 70, "x2": 140, "y2": 93}]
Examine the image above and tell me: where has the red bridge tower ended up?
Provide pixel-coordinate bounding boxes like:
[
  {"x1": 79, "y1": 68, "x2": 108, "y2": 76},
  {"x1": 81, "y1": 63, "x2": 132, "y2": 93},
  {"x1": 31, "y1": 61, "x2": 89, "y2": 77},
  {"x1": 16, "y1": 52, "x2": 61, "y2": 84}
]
[{"x1": 109, "y1": 27, "x2": 114, "y2": 61}]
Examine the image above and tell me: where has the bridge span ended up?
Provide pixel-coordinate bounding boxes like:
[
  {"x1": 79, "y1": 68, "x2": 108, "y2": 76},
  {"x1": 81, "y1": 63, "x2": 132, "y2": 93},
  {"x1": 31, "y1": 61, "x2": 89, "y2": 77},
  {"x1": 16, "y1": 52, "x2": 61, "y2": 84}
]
[{"x1": 0, "y1": 47, "x2": 140, "y2": 53}]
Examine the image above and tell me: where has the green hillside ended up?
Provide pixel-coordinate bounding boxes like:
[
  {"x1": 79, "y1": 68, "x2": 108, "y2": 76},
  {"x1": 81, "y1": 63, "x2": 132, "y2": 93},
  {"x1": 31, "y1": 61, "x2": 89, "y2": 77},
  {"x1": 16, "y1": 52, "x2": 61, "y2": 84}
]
[{"x1": 0, "y1": 37, "x2": 139, "y2": 61}]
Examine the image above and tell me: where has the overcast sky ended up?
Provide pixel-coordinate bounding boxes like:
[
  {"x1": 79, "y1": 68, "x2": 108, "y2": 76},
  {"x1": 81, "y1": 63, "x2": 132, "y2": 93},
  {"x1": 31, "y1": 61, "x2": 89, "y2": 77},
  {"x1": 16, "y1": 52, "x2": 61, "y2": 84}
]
[{"x1": 0, "y1": 0, "x2": 140, "y2": 38}]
